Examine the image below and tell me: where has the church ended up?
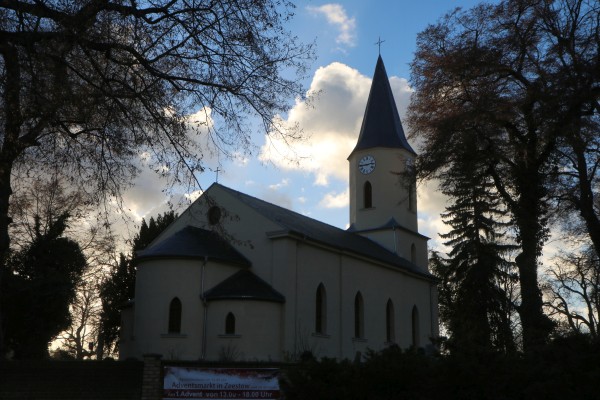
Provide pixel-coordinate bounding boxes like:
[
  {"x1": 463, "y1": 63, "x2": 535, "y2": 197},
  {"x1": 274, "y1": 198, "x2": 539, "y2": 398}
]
[{"x1": 119, "y1": 56, "x2": 439, "y2": 362}]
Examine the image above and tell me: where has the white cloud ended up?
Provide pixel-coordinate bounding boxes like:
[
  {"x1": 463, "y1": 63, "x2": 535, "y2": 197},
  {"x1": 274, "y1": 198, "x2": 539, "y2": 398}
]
[
  {"x1": 259, "y1": 62, "x2": 412, "y2": 187},
  {"x1": 121, "y1": 159, "x2": 170, "y2": 221},
  {"x1": 184, "y1": 190, "x2": 203, "y2": 203},
  {"x1": 269, "y1": 178, "x2": 290, "y2": 190},
  {"x1": 307, "y1": 4, "x2": 357, "y2": 47},
  {"x1": 319, "y1": 188, "x2": 349, "y2": 208}
]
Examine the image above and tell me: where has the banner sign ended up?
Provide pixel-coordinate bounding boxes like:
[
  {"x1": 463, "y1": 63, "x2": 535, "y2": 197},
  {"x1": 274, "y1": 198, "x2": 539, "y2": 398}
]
[{"x1": 163, "y1": 367, "x2": 281, "y2": 400}]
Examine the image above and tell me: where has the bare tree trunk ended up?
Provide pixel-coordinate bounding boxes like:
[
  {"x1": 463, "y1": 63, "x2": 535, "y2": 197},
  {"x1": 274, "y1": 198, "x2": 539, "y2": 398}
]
[
  {"x1": 514, "y1": 176, "x2": 553, "y2": 350},
  {"x1": 568, "y1": 127, "x2": 600, "y2": 259},
  {"x1": 0, "y1": 40, "x2": 22, "y2": 360}
]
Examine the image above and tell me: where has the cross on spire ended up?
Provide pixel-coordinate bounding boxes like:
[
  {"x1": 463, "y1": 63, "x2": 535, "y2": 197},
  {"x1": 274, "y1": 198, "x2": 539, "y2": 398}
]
[
  {"x1": 215, "y1": 167, "x2": 221, "y2": 183},
  {"x1": 375, "y1": 37, "x2": 385, "y2": 55}
]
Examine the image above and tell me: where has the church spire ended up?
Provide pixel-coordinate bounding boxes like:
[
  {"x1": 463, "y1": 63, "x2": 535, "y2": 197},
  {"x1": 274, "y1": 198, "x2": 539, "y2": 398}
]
[{"x1": 349, "y1": 55, "x2": 415, "y2": 158}]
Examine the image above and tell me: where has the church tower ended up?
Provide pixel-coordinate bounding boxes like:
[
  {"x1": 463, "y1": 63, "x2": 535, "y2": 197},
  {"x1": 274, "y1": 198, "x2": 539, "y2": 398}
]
[{"x1": 348, "y1": 55, "x2": 428, "y2": 270}]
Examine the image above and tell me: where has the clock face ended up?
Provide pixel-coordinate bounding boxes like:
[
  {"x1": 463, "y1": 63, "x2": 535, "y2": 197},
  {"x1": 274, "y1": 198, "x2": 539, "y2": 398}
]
[{"x1": 358, "y1": 155, "x2": 376, "y2": 174}]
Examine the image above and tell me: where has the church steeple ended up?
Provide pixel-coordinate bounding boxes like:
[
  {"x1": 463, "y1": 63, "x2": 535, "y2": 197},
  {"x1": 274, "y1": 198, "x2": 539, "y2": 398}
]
[
  {"x1": 348, "y1": 55, "x2": 423, "y2": 261},
  {"x1": 349, "y1": 55, "x2": 415, "y2": 158}
]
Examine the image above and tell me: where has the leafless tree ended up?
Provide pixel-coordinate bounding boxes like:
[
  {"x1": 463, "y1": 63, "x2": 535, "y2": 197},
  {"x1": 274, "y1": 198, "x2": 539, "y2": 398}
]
[
  {"x1": 543, "y1": 248, "x2": 600, "y2": 338},
  {"x1": 57, "y1": 272, "x2": 103, "y2": 359}
]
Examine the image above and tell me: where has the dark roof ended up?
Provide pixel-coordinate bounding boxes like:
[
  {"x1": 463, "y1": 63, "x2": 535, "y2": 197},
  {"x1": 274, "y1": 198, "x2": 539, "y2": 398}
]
[
  {"x1": 136, "y1": 226, "x2": 251, "y2": 267},
  {"x1": 215, "y1": 184, "x2": 435, "y2": 280},
  {"x1": 348, "y1": 217, "x2": 430, "y2": 240},
  {"x1": 204, "y1": 270, "x2": 285, "y2": 303},
  {"x1": 349, "y1": 55, "x2": 416, "y2": 158}
]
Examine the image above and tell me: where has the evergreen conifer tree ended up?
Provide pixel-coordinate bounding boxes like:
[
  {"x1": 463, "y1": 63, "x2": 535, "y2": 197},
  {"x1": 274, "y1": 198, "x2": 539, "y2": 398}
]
[{"x1": 436, "y1": 139, "x2": 517, "y2": 353}]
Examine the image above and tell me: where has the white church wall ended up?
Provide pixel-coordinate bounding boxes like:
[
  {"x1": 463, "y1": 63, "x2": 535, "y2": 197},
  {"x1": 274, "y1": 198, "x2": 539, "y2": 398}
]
[
  {"x1": 205, "y1": 300, "x2": 283, "y2": 361},
  {"x1": 133, "y1": 258, "x2": 203, "y2": 360},
  {"x1": 131, "y1": 258, "x2": 242, "y2": 360},
  {"x1": 395, "y1": 278, "x2": 436, "y2": 349},
  {"x1": 339, "y1": 255, "x2": 391, "y2": 357},
  {"x1": 292, "y1": 241, "x2": 342, "y2": 359},
  {"x1": 277, "y1": 238, "x2": 437, "y2": 361},
  {"x1": 128, "y1": 209, "x2": 437, "y2": 361},
  {"x1": 269, "y1": 238, "x2": 299, "y2": 358}
]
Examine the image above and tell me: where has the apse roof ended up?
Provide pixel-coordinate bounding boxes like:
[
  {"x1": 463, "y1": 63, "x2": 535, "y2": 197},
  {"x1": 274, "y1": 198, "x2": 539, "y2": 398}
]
[
  {"x1": 349, "y1": 55, "x2": 416, "y2": 157},
  {"x1": 203, "y1": 269, "x2": 285, "y2": 303},
  {"x1": 215, "y1": 184, "x2": 435, "y2": 281},
  {"x1": 135, "y1": 225, "x2": 251, "y2": 267}
]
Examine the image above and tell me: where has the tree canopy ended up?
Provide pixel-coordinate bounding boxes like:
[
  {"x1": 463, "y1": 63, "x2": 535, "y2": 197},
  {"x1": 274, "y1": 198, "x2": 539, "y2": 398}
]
[
  {"x1": 409, "y1": 0, "x2": 600, "y2": 350},
  {"x1": 1, "y1": 213, "x2": 86, "y2": 358}
]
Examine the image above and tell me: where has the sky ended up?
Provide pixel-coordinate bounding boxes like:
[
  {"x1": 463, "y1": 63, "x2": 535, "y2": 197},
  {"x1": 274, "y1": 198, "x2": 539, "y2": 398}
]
[{"x1": 119, "y1": 0, "x2": 493, "y2": 251}]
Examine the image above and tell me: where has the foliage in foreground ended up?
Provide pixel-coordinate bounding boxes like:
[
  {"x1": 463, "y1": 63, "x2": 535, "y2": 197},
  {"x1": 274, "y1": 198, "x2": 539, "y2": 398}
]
[
  {"x1": 281, "y1": 336, "x2": 600, "y2": 400},
  {"x1": 1, "y1": 214, "x2": 86, "y2": 359}
]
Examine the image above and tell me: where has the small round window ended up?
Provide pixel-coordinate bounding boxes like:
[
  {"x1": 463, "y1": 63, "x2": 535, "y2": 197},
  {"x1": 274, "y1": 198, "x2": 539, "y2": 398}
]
[{"x1": 208, "y1": 206, "x2": 221, "y2": 225}]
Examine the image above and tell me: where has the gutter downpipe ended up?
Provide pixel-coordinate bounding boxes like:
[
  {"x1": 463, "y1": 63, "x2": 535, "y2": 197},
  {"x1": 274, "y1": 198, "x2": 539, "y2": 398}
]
[{"x1": 200, "y1": 256, "x2": 208, "y2": 360}]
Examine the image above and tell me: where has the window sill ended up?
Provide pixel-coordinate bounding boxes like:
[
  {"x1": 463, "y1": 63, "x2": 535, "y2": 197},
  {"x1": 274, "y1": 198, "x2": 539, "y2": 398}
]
[
  {"x1": 352, "y1": 337, "x2": 368, "y2": 343},
  {"x1": 218, "y1": 334, "x2": 241, "y2": 339},
  {"x1": 161, "y1": 333, "x2": 188, "y2": 338},
  {"x1": 312, "y1": 333, "x2": 331, "y2": 339}
]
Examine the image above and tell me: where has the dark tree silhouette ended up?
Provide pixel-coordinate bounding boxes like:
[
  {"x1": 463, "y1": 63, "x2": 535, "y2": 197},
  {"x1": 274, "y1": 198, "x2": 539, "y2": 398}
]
[
  {"x1": 97, "y1": 211, "x2": 176, "y2": 358},
  {"x1": 408, "y1": 0, "x2": 599, "y2": 350},
  {"x1": 432, "y1": 137, "x2": 518, "y2": 353},
  {"x1": 0, "y1": 0, "x2": 312, "y2": 357},
  {"x1": 1, "y1": 213, "x2": 86, "y2": 358}
]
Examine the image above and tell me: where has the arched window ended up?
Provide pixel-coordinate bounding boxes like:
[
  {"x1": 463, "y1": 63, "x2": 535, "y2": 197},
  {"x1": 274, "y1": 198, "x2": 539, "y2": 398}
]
[
  {"x1": 412, "y1": 305, "x2": 420, "y2": 347},
  {"x1": 315, "y1": 284, "x2": 327, "y2": 334},
  {"x1": 354, "y1": 292, "x2": 364, "y2": 338},
  {"x1": 225, "y1": 312, "x2": 236, "y2": 335},
  {"x1": 386, "y1": 299, "x2": 395, "y2": 343},
  {"x1": 168, "y1": 297, "x2": 182, "y2": 334},
  {"x1": 411, "y1": 244, "x2": 417, "y2": 264},
  {"x1": 364, "y1": 181, "x2": 372, "y2": 209}
]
